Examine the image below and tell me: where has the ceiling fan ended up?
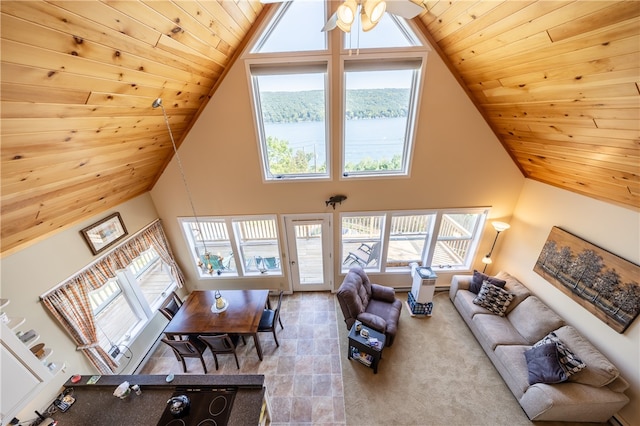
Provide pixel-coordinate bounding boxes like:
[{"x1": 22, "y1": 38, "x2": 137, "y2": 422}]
[
  {"x1": 260, "y1": 0, "x2": 425, "y2": 33},
  {"x1": 322, "y1": 0, "x2": 425, "y2": 33}
]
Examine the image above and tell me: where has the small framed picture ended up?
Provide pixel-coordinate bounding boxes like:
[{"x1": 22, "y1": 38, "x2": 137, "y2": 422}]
[{"x1": 80, "y1": 212, "x2": 128, "y2": 255}]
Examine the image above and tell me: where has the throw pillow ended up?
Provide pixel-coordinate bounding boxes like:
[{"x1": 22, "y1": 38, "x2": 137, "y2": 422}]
[
  {"x1": 554, "y1": 326, "x2": 618, "y2": 387},
  {"x1": 524, "y1": 342, "x2": 568, "y2": 385},
  {"x1": 533, "y1": 332, "x2": 586, "y2": 377},
  {"x1": 472, "y1": 282, "x2": 514, "y2": 316},
  {"x1": 469, "y1": 270, "x2": 507, "y2": 294}
]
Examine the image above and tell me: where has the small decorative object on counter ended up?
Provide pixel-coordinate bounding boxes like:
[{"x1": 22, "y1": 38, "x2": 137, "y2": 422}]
[
  {"x1": 131, "y1": 384, "x2": 142, "y2": 395},
  {"x1": 113, "y1": 381, "x2": 131, "y2": 399}
]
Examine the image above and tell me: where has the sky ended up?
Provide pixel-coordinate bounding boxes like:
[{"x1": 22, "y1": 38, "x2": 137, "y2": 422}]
[{"x1": 253, "y1": 1, "x2": 421, "y2": 91}]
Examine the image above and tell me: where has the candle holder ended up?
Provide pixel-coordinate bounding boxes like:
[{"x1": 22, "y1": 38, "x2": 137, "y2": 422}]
[{"x1": 211, "y1": 290, "x2": 228, "y2": 313}]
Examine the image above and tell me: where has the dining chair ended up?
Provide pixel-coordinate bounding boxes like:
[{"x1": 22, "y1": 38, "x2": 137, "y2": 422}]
[
  {"x1": 161, "y1": 336, "x2": 208, "y2": 373},
  {"x1": 258, "y1": 290, "x2": 284, "y2": 346},
  {"x1": 198, "y1": 334, "x2": 240, "y2": 370},
  {"x1": 159, "y1": 291, "x2": 183, "y2": 321}
]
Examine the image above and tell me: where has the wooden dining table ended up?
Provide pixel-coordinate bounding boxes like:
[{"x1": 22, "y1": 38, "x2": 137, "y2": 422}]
[{"x1": 163, "y1": 289, "x2": 269, "y2": 360}]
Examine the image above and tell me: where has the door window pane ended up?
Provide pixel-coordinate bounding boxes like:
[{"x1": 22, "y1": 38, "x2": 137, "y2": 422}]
[{"x1": 294, "y1": 222, "x2": 324, "y2": 284}]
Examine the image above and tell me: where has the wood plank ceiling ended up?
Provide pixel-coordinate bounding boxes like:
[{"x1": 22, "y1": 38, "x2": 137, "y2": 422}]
[{"x1": 1, "y1": 1, "x2": 638, "y2": 256}]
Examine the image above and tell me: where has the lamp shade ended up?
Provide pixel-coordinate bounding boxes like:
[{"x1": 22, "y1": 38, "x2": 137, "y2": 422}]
[
  {"x1": 492, "y1": 221, "x2": 511, "y2": 232},
  {"x1": 482, "y1": 256, "x2": 493, "y2": 265}
]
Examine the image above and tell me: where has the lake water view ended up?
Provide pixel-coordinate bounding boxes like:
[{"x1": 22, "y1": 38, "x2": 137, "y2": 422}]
[{"x1": 264, "y1": 117, "x2": 407, "y2": 165}]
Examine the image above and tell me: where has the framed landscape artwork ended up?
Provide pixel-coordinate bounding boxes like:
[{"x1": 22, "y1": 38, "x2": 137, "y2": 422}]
[
  {"x1": 534, "y1": 226, "x2": 640, "y2": 333},
  {"x1": 81, "y1": 212, "x2": 128, "y2": 255}
]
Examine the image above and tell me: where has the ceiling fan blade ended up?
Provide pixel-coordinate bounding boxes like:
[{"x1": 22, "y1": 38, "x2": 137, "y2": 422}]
[
  {"x1": 321, "y1": 12, "x2": 338, "y2": 32},
  {"x1": 385, "y1": 0, "x2": 425, "y2": 19}
]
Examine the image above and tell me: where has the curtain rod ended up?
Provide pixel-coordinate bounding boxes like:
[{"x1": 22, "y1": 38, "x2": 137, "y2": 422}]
[{"x1": 40, "y1": 218, "x2": 161, "y2": 299}]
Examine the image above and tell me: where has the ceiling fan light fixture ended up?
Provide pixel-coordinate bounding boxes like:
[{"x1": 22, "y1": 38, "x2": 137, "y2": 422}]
[
  {"x1": 337, "y1": 0, "x2": 358, "y2": 25},
  {"x1": 360, "y1": 10, "x2": 377, "y2": 32},
  {"x1": 336, "y1": 18, "x2": 353, "y2": 33},
  {"x1": 364, "y1": 0, "x2": 386, "y2": 23}
]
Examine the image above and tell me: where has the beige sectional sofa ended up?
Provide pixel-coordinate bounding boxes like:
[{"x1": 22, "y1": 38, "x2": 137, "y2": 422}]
[{"x1": 450, "y1": 271, "x2": 630, "y2": 422}]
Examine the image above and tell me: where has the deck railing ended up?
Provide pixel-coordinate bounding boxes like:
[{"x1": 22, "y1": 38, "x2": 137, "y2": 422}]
[
  {"x1": 187, "y1": 213, "x2": 475, "y2": 268},
  {"x1": 438, "y1": 214, "x2": 472, "y2": 262}
]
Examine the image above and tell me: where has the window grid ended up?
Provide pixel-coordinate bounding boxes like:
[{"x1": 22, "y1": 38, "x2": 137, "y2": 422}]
[
  {"x1": 90, "y1": 251, "x2": 176, "y2": 358},
  {"x1": 341, "y1": 209, "x2": 487, "y2": 273},
  {"x1": 180, "y1": 216, "x2": 283, "y2": 278},
  {"x1": 245, "y1": 1, "x2": 427, "y2": 181}
]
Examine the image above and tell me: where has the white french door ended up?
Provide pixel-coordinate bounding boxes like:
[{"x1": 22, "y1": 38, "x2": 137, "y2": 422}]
[{"x1": 282, "y1": 214, "x2": 332, "y2": 292}]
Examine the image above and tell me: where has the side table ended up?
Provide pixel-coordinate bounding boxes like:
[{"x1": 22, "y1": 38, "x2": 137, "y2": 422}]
[{"x1": 347, "y1": 324, "x2": 386, "y2": 373}]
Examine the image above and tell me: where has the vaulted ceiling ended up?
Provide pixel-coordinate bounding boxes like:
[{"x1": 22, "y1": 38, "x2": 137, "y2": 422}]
[{"x1": 1, "y1": 0, "x2": 638, "y2": 257}]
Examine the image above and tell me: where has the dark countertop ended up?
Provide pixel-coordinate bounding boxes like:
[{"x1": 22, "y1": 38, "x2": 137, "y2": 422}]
[{"x1": 52, "y1": 374, "x2": 266, "y2": 426}]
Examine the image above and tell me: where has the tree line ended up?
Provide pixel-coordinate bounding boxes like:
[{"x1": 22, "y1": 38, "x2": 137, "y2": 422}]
[{"x1": 261, "y1": 88, "x2": 410, "y2": 123}]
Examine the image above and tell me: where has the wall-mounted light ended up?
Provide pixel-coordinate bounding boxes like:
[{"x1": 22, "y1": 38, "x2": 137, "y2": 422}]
[{"x1": 482, "y1": 221, "x2": 511, "y2": 273}]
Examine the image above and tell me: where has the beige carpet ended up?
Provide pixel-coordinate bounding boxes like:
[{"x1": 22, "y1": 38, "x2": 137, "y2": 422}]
[{"x1": 338, "y1": 291, "x2": 604, "y2": 426}]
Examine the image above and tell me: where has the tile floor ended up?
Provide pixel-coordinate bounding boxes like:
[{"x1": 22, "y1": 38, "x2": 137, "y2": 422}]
[{"x1": 137, "y1": 291, "x2": 346, "y2": 425}]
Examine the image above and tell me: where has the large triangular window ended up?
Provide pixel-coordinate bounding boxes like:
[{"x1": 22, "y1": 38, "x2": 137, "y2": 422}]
[
  {"x1": 245, "y1": 1, "x2": 428, "y2": 181},
  {"x1": 253, "y1": 1, "x2": 327, "y2": 53},
  {"x1": 344, "y1": 12, "x2": 421, "y2": 50}
]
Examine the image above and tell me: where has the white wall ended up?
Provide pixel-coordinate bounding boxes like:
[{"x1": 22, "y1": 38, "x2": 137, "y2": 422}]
[
  {"x1": 150, "y1": 34, "x2": 525, "y2": 292},
  {"x1": 491, "y1": 179, "x2": 640, "y2": 425},
  {"x1": 0, "y1": 193, "x2": 165, "y2": 421}
]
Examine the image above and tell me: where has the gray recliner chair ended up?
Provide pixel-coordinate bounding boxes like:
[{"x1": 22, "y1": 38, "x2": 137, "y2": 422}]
[{"x1": 336, "y1": 266, "x2": 402, "y2": 346}]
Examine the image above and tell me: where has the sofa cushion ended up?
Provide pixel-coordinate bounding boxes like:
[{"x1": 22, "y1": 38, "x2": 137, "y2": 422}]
[
  {"x1": 469, "y1": 269, "x2": 507, "y2": 294},
  {"x1": 509, "y1": 296, "x2": 565, "y2": 344},
  {"x1": 554, "y1": 326, "x2": 620, "y2": 387},
  {"x1": 524, "y1": 343, "x2": 568, "y2": 385},
  {"x1": 473, "y1": 282, "x2": 514, "y2": 316},
  {"x1": 454, "y1": 289, "x2": 494, "y2": 318},
  {"x1": 494, "y1": 345, "x2": 531, "y2": 397},
  {"x1": 494, "y1": 271, "x2": 531, "y2": 313},
  {"x1": 534, "y1": 332, "x2": 585, "y2": 377},
  {"x1": 472, "y1": 313, "x2": 529, "y2": 350}
]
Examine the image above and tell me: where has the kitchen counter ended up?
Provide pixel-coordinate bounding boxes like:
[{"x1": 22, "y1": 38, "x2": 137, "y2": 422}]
[{"x1": 52, "y1": 374, "x2": 268, "y2": 425}]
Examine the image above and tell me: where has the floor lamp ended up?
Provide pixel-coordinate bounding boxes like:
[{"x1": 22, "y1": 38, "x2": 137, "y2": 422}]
[{"x1": 482, "y1": 221, "x2": 511, "y2": 273}]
